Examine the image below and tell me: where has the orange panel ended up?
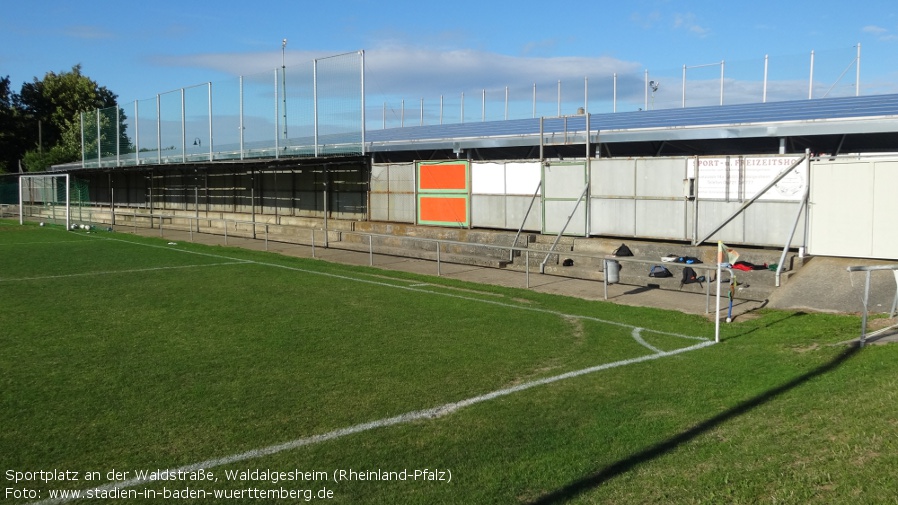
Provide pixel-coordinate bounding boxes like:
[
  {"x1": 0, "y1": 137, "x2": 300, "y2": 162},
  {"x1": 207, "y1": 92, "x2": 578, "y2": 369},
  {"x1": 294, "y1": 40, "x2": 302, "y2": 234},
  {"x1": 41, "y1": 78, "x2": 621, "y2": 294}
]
[
  {"x1": 419, "y1": 163, "x2": 467, "y2": 190},
  {"x1": 420, "y1": 197, "x2": 468, "y2": 224}
]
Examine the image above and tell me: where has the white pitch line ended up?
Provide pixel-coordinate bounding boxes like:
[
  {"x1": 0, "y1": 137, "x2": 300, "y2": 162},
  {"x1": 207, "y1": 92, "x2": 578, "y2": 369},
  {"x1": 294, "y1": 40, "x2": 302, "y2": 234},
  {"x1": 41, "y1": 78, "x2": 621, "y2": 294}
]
[
  {"x1": 0, "y1": 262, "x2": 250, "y2": 282},
  {"x1": 29, "y1": 339, "x2": 715, "y2": 505},
  {"x1": 93, "y1": 234, "x2": 709, "y2": 341},
  {"x1": 631, "y1": 328, "x2": 664, "y2": 353},
  {"x1": 0, "y1": 239, "x2": 95, "y2": 246},
  {"x1": 82, "y1": 235, "x2": 675, "y2": 335}
]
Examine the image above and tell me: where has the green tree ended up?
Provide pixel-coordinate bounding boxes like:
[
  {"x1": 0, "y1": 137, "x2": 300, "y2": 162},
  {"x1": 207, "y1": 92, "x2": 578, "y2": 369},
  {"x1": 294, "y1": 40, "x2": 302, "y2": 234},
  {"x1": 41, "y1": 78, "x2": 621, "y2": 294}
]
[
  {"x1": 16, "y1": 64, "x2": 128, "y2": 171},
  {"x1": 0, "y1": 76, "x2": 28, "y2": 173}
]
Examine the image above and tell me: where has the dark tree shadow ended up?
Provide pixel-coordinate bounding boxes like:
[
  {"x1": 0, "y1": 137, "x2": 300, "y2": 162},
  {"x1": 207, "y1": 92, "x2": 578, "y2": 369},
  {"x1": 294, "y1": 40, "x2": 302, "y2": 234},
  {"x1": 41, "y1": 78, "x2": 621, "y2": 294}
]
[
  {"x1": 721, "y1": 310, "x2": 808, "y2": 341},
  {"x1": 526, "y1": 344, "x2": 859, "y2": 505}
]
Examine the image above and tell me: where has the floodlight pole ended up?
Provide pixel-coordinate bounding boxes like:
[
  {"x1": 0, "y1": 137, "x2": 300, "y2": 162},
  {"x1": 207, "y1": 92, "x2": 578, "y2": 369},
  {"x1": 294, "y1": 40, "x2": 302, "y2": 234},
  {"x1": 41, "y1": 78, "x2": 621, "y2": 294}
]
[
  {"x1": 809, "y1": 50, "x2": 815, "y2": 99},
  {"x1": 282, "y1": 39, "x2": 288, "y2": 149},
  {"x1": 360, "y1": 49, "x2": 366, "y2": 154},
  {"x1": 763, "y1": 55, "x2": 769, "y2": 103},
  {"x1": 65, "y1": 173, "x2": 70, "y2": 231},
  {"x1": 682, "y1": 65, "x2": 687, "y2": 108},
  {"x1": 644, "y1": 70, "x2": 649, "y2": 111},
  {"x1": 313, "y1": 58, "x2": 319, "y2": 156}
]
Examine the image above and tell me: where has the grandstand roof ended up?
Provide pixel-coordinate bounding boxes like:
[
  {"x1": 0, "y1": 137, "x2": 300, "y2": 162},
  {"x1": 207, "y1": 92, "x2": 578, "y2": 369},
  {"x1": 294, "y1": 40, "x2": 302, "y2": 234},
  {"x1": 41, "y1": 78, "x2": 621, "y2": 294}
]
[{"x1": 366, "y1": 93, "x2": 898, "y2": 161}]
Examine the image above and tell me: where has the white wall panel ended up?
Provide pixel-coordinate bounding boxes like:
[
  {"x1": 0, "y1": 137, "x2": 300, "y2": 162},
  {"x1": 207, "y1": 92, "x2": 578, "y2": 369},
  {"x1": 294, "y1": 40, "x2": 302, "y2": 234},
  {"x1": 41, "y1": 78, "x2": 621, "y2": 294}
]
[
  {"x1": 593, "y1": 159, "x2": 636, "y2": 196},
  {"x1": 472, "y1": 162, "x2": 505, "y2": 195},
  {"x1": 636, "y1": 200, "x2": 686, "y2": 240},
  {"x1": 590, "y1": 199, "x2": 636, "y2": 236},
  {"x1": 505, "y1": 162, "x2": 542, "y2": 195},
  {"x1": 810, "y1": 159, "x2": 898, "y2": 259},
  {"x1": 636, "y1": 158, "x2": 687, "y2": 198},
  {"x1": 472, "y1": 194, "x2": 506, "y2": 228},
  {"x1": 872, "y1": 161, "x2": 898, "y2": 258},
  {"x1": 543, "y1": 163, "x2": 586, "y2": 199},
  {"x1": 810, "y1": 162, "x2": 873, "y2": 257},
  {"x1": 506, "y1": 195, "x2": 542, "y2": 231}
]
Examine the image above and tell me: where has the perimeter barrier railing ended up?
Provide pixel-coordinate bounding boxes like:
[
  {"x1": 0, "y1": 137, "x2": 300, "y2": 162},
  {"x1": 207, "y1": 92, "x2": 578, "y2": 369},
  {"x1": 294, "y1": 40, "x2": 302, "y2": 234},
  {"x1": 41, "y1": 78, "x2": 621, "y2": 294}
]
[
  {"x1": 90, "y1": 210, "x2": 735, "y2": 313},
  {"x1": 846, "y1": 264, "x2": 898, "y2": 347}
]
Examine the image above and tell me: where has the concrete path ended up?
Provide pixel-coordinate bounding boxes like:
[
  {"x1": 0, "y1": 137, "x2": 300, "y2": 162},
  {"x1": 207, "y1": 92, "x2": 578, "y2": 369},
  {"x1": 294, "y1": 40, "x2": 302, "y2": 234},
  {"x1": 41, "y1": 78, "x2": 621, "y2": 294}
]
[{"x1": 118, "y1": 225, "x2": 898, "y2": 344}]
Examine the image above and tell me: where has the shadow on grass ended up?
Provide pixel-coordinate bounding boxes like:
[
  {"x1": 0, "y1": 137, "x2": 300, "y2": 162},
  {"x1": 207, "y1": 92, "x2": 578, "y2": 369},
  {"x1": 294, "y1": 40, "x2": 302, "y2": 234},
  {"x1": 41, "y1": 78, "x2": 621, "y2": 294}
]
[
  {"x1": 722, "y1": 310, "x2": 809, "y2": 341},
  {"x1": 526, "y1": 343, "x2": 859, "y2": 505}
]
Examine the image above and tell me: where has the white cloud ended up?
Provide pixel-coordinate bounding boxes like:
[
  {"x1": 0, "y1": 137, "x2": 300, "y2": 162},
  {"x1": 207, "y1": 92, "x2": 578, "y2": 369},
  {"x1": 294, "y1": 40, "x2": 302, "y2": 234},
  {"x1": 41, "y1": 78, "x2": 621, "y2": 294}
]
[
  {"x1": 631, "y1": 10, "x2": 662, "y2": 30},
  {"x1": 862, "y1": 25, "x2": 888, "y2": 35},
  {"x1": 862, "y1": 25, "x2": 898, "y2": 41},
  {"x1": 141, "y1": 43, "x2": 877, "y2": 118},
  {"x1": 150, "y1": 45, "x2": 645, "y2": 99},
  {"x1": 672, "y1": 13, "x2": 710, "y2": 37},
  {"x1": 64, "y1": 25, "x2": 115, "y2": 40}
]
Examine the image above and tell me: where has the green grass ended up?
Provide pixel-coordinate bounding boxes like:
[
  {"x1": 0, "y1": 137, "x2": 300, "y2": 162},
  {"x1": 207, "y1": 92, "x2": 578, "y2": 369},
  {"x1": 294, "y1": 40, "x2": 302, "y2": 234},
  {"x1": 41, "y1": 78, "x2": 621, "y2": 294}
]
[{"x1": 1, "y1": 220, "x2": 896, "y2": 504}]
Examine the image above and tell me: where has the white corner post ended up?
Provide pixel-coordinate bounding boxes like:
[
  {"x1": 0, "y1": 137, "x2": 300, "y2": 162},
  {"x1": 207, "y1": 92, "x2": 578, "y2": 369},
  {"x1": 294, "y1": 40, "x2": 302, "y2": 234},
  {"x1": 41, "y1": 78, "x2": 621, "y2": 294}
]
[{"x1": 715, "y1": 241, "x2": 722, "y2": 343}]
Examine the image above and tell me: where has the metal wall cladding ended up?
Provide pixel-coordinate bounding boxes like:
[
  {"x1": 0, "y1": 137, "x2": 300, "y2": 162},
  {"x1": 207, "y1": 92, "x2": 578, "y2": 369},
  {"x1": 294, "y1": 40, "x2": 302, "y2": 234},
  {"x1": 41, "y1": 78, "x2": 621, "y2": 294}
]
[
  {"x1": 636, "y1": 158, "x2": 687, "y2": 198},
  {"x1": 389, "y1": 163, "x2": 416, "y2": 194},
  {"x1": 544, "y1": 200, "x2": 587, "y2": 235},
  {"x1": 505, "y1": 195, "x2": 542, "y2": 232},
  {"x1": 636, "y1": 199, "x2": 687, "y2": 240},
  {"x1": 370, "y1": 163, "x2": 415, "y2": 223},
  {"x1": 695, "y1": 201, "x2": 745, "y2": 244},
  {"x1": 543, "y1": 162, "x2": 587, "y2": 199},
  {"x1": 592, "y1": 158, "x2": 636, "y2": 197},
  {"x1": 590, "y1": 199, "x2": 636, "y2": 236},
  {"x1": 472, "y1": 162, "x2": 506, "y2": 194},
  {"x1": 370, "y1": 164, "x2": 391, "y2": 193},
  {"x1": 469, "y1": 161, "x2": 541, "y2": 230},
  {"x1": 591, "y1": 157, "x2": 687, "y2": 239},
  {"x1": 369, "y1": 194, "x2": 389, "y2": 222},
  {"x1": 471, "y1": 195, "x2": 506, "y2": 228},
  {"x1": 809, "y1": 159, "x2": 898, "y2": 259},
  {"x1": 743, "y1": 201, "x2": 803, "y2": 246},
  {"x1": 504, "y1": 162, "x2": 542, "y2": 195},
  {"x1": 590, "y1": 156, "x2": 811, "y2": 247},
  {"x1": 367, "y1": 154, "x2": 898, "y2": 251}
]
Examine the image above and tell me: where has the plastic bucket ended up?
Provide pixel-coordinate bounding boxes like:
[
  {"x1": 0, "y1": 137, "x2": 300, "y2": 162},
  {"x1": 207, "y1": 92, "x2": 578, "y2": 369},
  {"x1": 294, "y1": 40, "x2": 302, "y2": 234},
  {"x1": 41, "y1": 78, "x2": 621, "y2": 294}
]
[{"x1": 605, "y1": 259, "x2": 621, "y2": 284}]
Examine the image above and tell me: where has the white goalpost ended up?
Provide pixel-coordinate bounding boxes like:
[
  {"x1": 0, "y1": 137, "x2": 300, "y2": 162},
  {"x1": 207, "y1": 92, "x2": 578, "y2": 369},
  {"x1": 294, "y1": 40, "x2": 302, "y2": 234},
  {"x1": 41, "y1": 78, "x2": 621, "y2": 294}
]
[{"x1": 19, "y1": 173, "x2": 71, "y2": 230}]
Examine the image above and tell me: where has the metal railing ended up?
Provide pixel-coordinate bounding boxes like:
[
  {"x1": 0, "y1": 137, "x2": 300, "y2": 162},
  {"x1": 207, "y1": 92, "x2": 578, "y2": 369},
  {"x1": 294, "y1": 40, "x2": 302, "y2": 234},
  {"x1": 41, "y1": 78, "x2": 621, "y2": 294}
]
[
  {"x1": 846, "y1": 264, "x2": 898, "y2": 346},
  {"x1": 90, "y1": 210, "x2": 742, "y2": 314}
]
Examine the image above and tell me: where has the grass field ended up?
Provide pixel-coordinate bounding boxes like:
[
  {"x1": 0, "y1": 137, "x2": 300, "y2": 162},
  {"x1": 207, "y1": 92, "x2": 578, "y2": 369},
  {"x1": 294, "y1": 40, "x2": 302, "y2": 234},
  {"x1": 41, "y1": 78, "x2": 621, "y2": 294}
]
[{"x1": 2, "y1": 220, "x2": 897, "y2": 504}]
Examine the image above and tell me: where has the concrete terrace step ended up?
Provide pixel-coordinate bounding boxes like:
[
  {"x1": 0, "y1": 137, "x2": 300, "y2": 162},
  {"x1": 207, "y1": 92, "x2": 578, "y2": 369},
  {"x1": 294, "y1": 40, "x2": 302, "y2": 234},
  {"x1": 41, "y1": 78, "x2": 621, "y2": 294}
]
[
  {"x1": 329, "y1": 239, "x2": 511, "y2": 268},
  {"x1": 51, "y1": 206, "x2": 793, "y2": 303},
  {"x1": 504, "y1": 260, "x2": 772, "y2": 301},
  {"x1": 505, "y1": 235, "x2": 791, "y2": 302},
  {"x1": 339, "y1": 231, "x2": 513, "y2": 262}
]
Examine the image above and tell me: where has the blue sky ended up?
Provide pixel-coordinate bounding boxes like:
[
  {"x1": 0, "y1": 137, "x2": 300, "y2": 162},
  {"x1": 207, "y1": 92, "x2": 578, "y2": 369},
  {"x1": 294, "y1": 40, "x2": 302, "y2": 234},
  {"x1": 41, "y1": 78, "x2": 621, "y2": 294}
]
[{"x1": 3, "y1": 0, "x2": 898, "y2": 118}]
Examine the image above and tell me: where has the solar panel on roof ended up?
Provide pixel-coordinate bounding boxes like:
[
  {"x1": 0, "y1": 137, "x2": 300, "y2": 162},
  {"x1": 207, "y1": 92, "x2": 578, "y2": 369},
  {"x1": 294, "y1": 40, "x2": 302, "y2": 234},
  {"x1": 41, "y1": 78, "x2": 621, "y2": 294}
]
[{"x1": 365, "y1": 93, "x2": 898, "y2": 149}]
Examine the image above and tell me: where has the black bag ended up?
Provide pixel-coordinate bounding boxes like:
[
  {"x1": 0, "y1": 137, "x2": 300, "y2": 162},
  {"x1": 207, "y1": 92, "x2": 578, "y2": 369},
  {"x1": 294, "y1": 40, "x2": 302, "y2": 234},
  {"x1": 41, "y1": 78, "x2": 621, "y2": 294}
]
[
  {"x1": 612, "y1": 243, "x2": 633, "y2": 257},
  {"x1": 680, "y1": 266, "x2": 706, "y2": 286},
  {"x1": 649, "y1": 265, "x2": 673, "y2": 278},
  {"x1": 562, "y1": 258, "x2": 574, "y2": 267}
]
